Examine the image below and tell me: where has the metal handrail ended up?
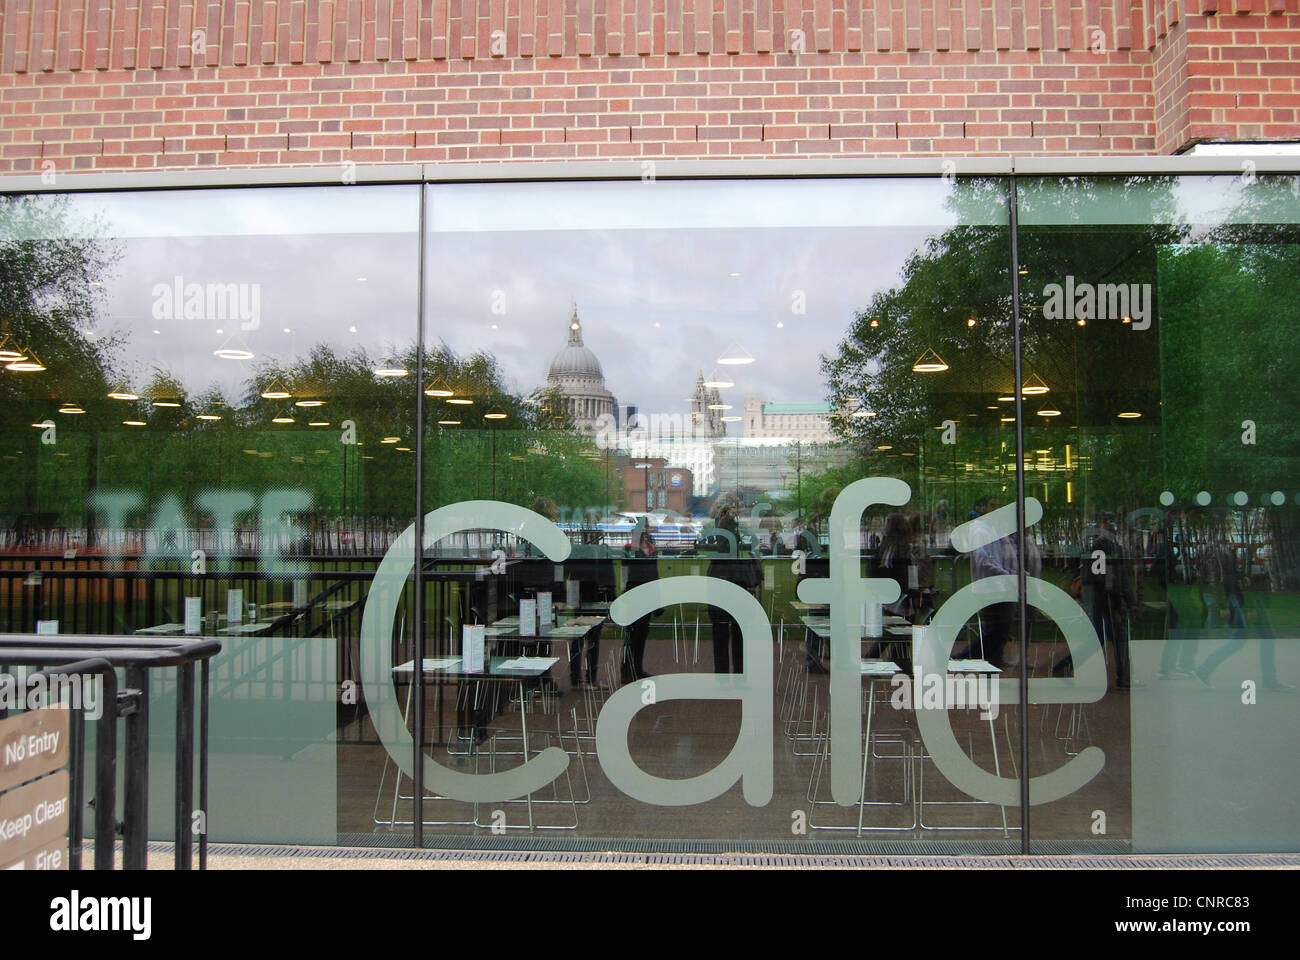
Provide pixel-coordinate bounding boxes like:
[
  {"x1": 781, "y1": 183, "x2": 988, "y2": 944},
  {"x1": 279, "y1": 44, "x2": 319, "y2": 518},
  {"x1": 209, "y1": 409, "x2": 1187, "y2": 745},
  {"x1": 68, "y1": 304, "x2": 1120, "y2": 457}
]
[{"x1": 0, "y1": 635, "x2": 221, "y2": 870}]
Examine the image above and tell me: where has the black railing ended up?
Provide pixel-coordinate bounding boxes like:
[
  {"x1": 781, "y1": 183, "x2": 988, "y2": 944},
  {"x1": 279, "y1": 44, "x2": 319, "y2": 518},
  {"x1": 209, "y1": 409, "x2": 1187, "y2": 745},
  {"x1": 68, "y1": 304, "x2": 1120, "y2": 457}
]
[{"x1": 0, "y1": 635, "x2": 221, "y2": 870}]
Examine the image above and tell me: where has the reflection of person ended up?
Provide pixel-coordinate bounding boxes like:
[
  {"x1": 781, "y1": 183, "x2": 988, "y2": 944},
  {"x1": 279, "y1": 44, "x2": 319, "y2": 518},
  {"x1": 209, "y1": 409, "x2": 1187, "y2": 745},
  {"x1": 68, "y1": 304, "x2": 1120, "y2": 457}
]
[
  {"x1": 1156, "y1": 506, "x2": 1198, "y2": 678},
  {"x1": 1053, "y1": 513, "x2": 1138, "y2": 690},
  {"x1": 1193, "y1": 548, "x2": 1292, "y2": 691},
  {"x1": 865, "y1": 512, "x2": 913, "y2": 662},
  {"x1": 797, "y1": 533, "x2": 828, "y2": 674},
  {"x1": 705, "y1": 510, "x2": 758, "y2": 674},
  {"x1": 952, "y1": 496, "x2": 1027, "y2": 669},
  {"x1": 621, "y1": 531, "x2": 659, "y2": 683}
]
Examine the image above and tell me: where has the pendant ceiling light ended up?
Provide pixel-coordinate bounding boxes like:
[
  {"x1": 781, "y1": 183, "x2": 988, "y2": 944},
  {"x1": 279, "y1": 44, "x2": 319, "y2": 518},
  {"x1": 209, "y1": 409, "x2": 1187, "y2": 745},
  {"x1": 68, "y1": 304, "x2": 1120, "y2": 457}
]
[
  {"x1": 373, "y1": 357, "x2": 409, "y2": 378},
  {"x1": 0, "y1": 332, "x2": 24, "y2": 362},
  {"x1": 715, "y1": 342, "x2": 756, "y2": 366},
  {"x1": 261, "y1": 380, "x2": 291, "y2": 400},
  {"x1": 701, "y1": 368, "x2": 734, "y2": 389},
  {"x1": 6, "y1": 346, "x2": 45, "y2": 373},
  {"x1": 424, "y1": 377, "x2": 454, "y2": 397},
  {"x1": 213, "y1": 333, "x2": 254, "y2": 361},
  {"x1": 1021, "y1": 372, "x2": 1050, "y2": 395},
  {"x1": 911, "y1": 347, "x2": 949, "y2": 373},
  {"x1": 107, "y1": 381, "x2": 139, "y2": 401}
]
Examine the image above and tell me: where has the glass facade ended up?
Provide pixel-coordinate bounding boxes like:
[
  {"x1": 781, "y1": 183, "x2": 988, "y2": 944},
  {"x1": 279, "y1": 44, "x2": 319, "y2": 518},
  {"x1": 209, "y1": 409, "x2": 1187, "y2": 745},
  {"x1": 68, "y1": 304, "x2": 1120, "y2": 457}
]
[{"x1": 1, "y1": 167, "x2": 1295, "y2": 853}]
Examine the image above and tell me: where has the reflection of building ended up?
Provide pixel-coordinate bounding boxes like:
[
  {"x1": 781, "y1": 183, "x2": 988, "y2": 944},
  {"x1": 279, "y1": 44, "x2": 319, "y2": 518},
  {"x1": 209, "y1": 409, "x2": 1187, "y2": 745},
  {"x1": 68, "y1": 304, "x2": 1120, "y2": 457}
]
[
  {"x1": 744, "y1": 398, "x2": 833, "y2": 442},
  {"x1": 617, "y1": 457, "x2": 693, "y2": 514},
  {"x1": 690, "y1": 371, "x2": 727, "y2": 438},
  {"x1": 629, "y1": 435, "x2": 716, "y2": 500},
  {"x1": 712, "y1": 437, "x2": 852, "y2": 505},
  {"x1": 545, "y1": 304, "x2": 617, "y2": 435}
]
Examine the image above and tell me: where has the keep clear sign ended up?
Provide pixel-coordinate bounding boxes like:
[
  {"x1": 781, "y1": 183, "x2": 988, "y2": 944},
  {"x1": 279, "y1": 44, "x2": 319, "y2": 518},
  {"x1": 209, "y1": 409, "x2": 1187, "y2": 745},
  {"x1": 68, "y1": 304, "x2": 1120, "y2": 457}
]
[{"x1": 0, "y1": 707, "x2": 70, "y2": 870}]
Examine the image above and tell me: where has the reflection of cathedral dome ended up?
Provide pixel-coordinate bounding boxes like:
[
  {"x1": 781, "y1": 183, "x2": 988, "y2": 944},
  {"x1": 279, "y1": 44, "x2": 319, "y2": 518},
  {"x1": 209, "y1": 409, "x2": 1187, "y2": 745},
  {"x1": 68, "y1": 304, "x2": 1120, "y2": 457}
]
[
  {"x1": 544, "y1": 304, "x2": 617, "y2": 435},
  {"x1": 547, "y1": 338, "x2": 604, "y2": 381}
]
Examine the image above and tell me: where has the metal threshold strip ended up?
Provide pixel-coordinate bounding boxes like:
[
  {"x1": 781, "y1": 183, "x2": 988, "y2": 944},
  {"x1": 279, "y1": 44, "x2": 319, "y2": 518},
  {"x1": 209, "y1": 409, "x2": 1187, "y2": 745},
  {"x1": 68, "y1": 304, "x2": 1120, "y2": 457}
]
[{"x1": 141, "y1": 842, "x2": 1300, "y2": 870}]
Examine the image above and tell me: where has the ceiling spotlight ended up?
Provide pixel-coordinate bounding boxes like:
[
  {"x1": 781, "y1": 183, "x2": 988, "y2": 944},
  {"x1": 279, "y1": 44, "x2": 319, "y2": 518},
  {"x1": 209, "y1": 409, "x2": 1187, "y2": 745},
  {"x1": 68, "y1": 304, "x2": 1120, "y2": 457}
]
[
  {"x1": 484, "y1": 408, "x2": 507, "y2": 420},
  {"x1": 58, "y1": 404, "x2": 86, "y2": 415},
  {"x1": 123, "y1": 420, "x2": 147, "y2": 427},
  {"x1": 446, "y1": 398, "x2": 473, "y2": 405},
  {"x1": 1117, "y1": 411, "x2": 1142, "y2": 419},
  {"x1": 295, "y1": 399, "x2": 325, "y2": 408}
]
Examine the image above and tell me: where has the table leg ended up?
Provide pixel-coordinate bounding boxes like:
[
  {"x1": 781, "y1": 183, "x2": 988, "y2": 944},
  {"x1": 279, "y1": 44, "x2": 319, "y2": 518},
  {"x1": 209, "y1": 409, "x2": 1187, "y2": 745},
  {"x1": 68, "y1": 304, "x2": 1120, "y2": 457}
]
[
  {"x1": 857, "y1": 680, "x2": 875, "y2": 836},
  {"x1": 519, "y1": 679, "x2": 534, "y2": 831}
]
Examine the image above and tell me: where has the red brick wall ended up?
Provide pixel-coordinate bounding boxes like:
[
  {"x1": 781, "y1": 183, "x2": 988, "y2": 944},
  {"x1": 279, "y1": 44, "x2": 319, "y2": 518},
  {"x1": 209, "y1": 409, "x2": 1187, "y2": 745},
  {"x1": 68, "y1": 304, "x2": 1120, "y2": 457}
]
[{"x1": 1, "y1": 1, "x2": 1296, "y2": 174}]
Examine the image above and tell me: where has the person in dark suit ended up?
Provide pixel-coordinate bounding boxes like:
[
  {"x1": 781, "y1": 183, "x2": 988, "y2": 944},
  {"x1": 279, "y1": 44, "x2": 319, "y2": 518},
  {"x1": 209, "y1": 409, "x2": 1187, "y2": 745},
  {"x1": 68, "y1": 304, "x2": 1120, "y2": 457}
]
[
  {"x1": 621, "y1": 530, "x2": 660, "y2": 682},
  {"x1": 704, "y1": 510, "x2": 758, "y2": 674}
]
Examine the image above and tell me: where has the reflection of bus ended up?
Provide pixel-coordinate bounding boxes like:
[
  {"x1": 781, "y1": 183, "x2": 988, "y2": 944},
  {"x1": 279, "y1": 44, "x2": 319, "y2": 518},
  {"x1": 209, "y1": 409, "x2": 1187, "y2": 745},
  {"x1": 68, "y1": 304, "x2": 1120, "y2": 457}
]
[{"x1": 557, "y1": 512, "x2": 701, "y2": 547}]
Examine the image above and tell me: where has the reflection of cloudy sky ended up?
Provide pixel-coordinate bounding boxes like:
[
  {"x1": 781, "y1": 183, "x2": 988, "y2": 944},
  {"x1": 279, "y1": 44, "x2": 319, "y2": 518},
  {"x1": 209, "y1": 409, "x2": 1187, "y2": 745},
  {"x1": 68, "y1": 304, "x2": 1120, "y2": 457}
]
[
  {"x1": 52, "y1": 180, "x2": 991, "y2": 416},
  {"x1": 425, "y1": 225, "x2": 932, "y2": 425},
  {"x1": 57, "y1": 186, "x2": 420, "y2": 401},
  {"x1": 426, "y1": 178, "x2": 985, "y2": 427},
  {"x1": 100, "y1": 232, "x2": 418, "y2": 400}
]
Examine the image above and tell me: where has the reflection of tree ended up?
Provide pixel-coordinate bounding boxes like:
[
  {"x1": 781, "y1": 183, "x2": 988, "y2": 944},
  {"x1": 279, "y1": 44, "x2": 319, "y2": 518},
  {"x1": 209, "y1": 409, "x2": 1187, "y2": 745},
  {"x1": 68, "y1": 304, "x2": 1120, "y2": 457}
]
[
  {"x1": 818, "y1": 176, "x2": 1188, "y2": 533},
  {"x1": 0, "y1": 194, "x2": 122, "y2": 530},
  {"x1": 813, "y1": 173, "x2": 1300, "y2": 591}
]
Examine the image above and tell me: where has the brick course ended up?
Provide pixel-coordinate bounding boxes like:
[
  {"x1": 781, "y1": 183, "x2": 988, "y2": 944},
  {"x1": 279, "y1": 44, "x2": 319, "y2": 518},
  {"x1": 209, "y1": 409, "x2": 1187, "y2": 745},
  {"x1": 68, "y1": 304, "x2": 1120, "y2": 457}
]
[{"x1": 1, "y1": 1, "x2": 1297, "y2": 173}]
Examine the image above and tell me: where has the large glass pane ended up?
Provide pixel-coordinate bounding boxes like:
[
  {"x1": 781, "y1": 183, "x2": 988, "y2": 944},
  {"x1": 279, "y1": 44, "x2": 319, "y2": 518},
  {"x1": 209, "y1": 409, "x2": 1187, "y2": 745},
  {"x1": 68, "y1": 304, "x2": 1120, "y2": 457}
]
[
  {"x1": 1017, "y1": 174, "x2": 1300, "y2": 852},
  {"x1": 385, "y1": 177, "x2": 1022, "y2": 847},
  {"x1": 0, "y1": 185, "x2": 421, "y2": 845}
]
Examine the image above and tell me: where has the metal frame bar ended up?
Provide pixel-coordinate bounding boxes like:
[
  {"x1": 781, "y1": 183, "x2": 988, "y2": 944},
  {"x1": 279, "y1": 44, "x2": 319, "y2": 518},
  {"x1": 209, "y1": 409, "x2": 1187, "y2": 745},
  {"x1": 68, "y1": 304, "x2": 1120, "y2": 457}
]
[{"x1": 1, "y1": 155, "x2": 1298, "y2": 195}]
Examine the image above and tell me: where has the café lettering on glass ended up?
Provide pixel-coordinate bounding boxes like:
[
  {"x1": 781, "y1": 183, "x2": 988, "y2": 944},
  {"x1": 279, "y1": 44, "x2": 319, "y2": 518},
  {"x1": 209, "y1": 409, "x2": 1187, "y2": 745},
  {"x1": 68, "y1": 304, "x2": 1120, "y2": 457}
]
[{"x1": 359, "y1": 478, "x2": 1109, "y2": 809}]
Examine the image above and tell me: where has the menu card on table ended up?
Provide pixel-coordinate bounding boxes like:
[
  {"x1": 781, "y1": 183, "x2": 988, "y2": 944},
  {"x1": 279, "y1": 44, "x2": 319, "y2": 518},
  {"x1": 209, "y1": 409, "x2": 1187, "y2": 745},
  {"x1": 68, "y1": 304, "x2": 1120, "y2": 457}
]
[
  {"x1": 519, "y1": 599, "x2": 537, "y2": 637},
  {"x1": 226, "y1": 588, "x2": 243, "y2": 625},
  {"x1": 462, "y1": 624, "x2": 486, "y2": 673},
  {"x1": 184, "y1": 597, "x2": 202, "y2": 635}
]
